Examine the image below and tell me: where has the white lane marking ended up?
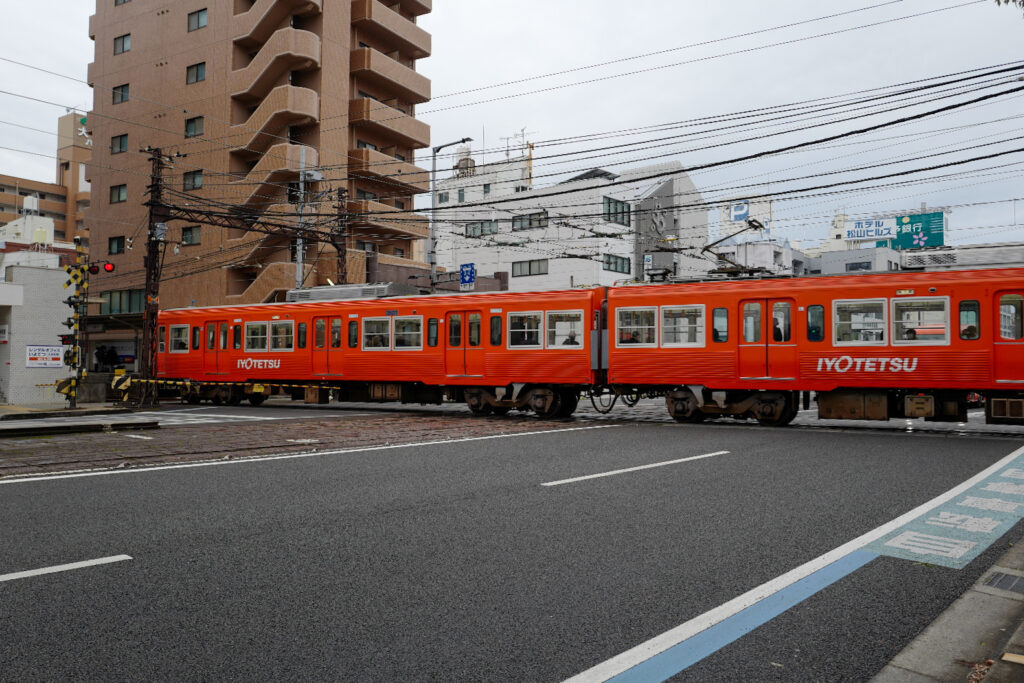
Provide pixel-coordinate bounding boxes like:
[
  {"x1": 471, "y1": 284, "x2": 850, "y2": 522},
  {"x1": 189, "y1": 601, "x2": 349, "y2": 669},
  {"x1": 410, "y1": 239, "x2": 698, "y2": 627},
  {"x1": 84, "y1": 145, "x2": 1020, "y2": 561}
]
[
  {"x1": 0, "y1": 425, "x2": 621, "y2": 484},
  {"x1": 121, "y1": 434, "x2": 154, "y2": 440},
  {"x1": 0, "y1": 555, "x2": 132, "y2": 583},
  {"x1": 565, "y1": 443, "x2": 1024, "y2": 682},
  {"x1": 542, "y1": 451, "x2": 728, "y2": 487}
]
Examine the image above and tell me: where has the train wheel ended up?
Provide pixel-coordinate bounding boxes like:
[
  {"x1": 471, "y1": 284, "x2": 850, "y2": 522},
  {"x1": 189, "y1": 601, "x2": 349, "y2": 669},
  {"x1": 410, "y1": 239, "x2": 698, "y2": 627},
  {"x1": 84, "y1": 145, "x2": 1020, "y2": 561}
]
[
  {"x1": 557, "y1": 389, "x2": 580, "y2": 417},
  {"x1": 533, "y1": 389, "x2": 563, "y2": 419},
  {"x1": 666, "y1": 388, "x2": 703, "y2": 423},
  {"x1": 755, "y1": 393, "x2": 797, "y2": 427},
  {"x1": 248, "y1": 394, "x2": 266, "y2": 407},
  {"x1": 467, "y1": 402, "x2": 493, "y2": 417}
]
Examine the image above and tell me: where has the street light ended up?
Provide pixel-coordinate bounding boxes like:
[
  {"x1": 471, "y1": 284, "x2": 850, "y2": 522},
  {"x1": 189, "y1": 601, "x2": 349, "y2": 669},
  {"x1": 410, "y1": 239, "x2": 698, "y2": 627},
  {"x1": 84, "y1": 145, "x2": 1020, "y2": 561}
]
[{"x1": 430, "y1": 136, "x2": 472, "y2": 292}]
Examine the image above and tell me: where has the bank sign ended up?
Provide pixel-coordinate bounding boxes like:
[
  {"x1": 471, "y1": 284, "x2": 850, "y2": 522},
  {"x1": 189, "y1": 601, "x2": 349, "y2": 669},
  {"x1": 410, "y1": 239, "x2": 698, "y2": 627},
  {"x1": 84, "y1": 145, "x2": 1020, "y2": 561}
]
[{"x1": 891, "y1": 212, "x2": 945, "y2": 249}]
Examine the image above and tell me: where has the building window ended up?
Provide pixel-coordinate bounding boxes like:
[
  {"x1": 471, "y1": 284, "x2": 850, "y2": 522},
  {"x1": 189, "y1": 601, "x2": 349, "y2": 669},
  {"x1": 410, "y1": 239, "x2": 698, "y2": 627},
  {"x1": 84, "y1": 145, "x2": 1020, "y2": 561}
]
[
  {"x1": 466, "y1": 220, "x2": 499, "y2": 238},
  {"x1": 393, "y1": 247, "x2": 405, "y2": 257},
  {"x1": 602, "y1": 254, "x2": 630, "y2": 274},
  {"x1": 108, "y1": 236, "x2": 126, "y2": 254},
  {"x1": 603, "y1": 196, "x2": 631, "y2": 226},
  {"x1": 110, "y1": 134, "x2": 128, "y2": 154},
  {"x1": 358, "y1": 90, "x2": 379, "y2": 101},
  {"x1": 185, "y1": 116, "x2": 204, "y2": 138},
  {"x1": 182, "y1": 225, "x2": 201, "y2": 245},
  {"x1": 458, "y1": 189, "x2": 465, "y2": 203},
  {"x1": 356, "y1": 241, "x2": 377, "y2": 252},
  {"x1": 511, "y1": 259, "x2": 548, "y2": 277},
  {"x1": 183, "y1": 170, "x2": 203, "y2": 191},
  {"x1": 846, "y1": 261, "x2": 872, "y2": 272},
  {"x1": 113, "y1": 33, "x2": 131, "y2": 54},
  {"x1": 187, "y1": 8, "x2": 208, "y2": 31},
  {"x1": 356, "y1": 140, "x2": 378, "y2": 151},
  {"x1": 395, "y1": 200, "x2": 406, "y2": 210},
  {"x1": 483, "y1": 183, "x2": 491, "y2": 195},
  {"x1": 514, "y1": 185, "x2": 528, "y2": 193},
  {"x1": 109, "y1": 184, "x2": 127, "y2": 204},
  {"x1": 395, "y1": 153, "x2": 406, "y2": 162},
  {"x1": 115, "y1": 0, "x2": 130, "y2": 6},
  {"x1": 99, "y1": 289, "x2": 144, "y2": 315},
  {"x1": 438, "y1": 191, "x2": 449, "y2": 204},
  {"x1": 356, "y1": 189, "x2": 377, "y2": 201},
  {"x1": 512, "y1": 211, "x2": 548, "y2": 231},
  {"x1": 186, "y1": 62, "x2": 206, "y2": 84},
  {"x1": 112, "y1": 84, "x2": 130, "y2": 104}
]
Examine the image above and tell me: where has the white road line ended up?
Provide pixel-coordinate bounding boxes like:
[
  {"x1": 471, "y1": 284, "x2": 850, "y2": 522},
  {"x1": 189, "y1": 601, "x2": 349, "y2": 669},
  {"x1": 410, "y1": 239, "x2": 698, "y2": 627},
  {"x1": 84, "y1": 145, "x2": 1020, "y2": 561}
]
[
  {"x1": 564, "y1": 443, "x2": 1024, "y2": 682},
  {"x1": 121, "y1": 434, "x2": 154, "y2": 440},
  {"x1": 541, "y1": 451, "x2": 729, "y2": 487},
  {"x1": 0, "y1": 555, "x2": 132, "y2": 583},
  {"x1": 0, "y1": 425, "x2": 621, "y2": 484}
]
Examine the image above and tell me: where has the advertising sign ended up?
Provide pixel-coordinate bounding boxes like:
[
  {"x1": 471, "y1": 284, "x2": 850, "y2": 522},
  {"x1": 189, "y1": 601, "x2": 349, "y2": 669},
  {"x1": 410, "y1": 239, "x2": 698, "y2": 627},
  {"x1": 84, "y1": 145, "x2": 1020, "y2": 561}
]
[
  {"x1": 845, "y1": 218, "x2": 898, "y2": 241},
  {"x1": 27, "y1": 345, "x2": 64, "y2": 368},
  {"x1": 893, "y1": 212, "x2": 945, "y2": 249}
]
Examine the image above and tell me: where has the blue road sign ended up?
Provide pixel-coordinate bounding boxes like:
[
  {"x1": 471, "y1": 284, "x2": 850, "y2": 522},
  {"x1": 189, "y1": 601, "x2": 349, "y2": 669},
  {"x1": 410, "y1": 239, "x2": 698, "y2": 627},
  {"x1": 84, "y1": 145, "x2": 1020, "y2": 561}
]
[{"x1": 460, "y1": 263, "x2": 476, "y2": 285}]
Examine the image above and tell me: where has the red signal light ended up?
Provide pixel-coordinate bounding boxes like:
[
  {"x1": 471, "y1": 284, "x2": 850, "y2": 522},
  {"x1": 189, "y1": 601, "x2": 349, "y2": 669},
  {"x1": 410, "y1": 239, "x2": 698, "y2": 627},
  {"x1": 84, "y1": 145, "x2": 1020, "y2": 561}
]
[
  {"x1": 103, "y1": 263, "x2": 116, "y2": 272},
  {"x1": 88, "y1": 264, "x2": 100, "y2": 274}
]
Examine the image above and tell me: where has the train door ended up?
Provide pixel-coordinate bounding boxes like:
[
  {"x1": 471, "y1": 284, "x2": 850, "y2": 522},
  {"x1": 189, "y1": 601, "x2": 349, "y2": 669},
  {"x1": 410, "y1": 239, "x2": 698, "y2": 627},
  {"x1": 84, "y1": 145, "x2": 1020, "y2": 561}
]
[
  {"x1": 203, "y1": 320, "x2": 227, "y2": 375},
  {"x1": 445, "y1": 311, "x2": 485, "y2": 377},
  {"x1": 739, "y1": 300, "x2": 767, "y2": 379},
  {"x1": 738, "y1": 299, "x2": 797, "y2": 379},
  {"x1": 312, "y1": 316, "x2": 344, "y2": 376},
  {"x1": 767, "y1": 299, "x2": 797, "y2": 380},
  {"x1": 995, "y1": 291, "x2": 1024, "y2": 382}
]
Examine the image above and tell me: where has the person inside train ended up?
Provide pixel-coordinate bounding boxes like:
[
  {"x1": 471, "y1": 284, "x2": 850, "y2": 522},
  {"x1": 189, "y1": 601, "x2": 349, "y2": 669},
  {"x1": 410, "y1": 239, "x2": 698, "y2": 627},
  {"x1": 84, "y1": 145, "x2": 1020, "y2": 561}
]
[
  {"x1": 563, "y1": 330, "x2": 579, "y2": 345},
  {"x1": 773, "y1": 319, "x2": 783, "y2": 342},
  {"x1": 904, "y1": 328, "x2": 917, "y2": 340}
]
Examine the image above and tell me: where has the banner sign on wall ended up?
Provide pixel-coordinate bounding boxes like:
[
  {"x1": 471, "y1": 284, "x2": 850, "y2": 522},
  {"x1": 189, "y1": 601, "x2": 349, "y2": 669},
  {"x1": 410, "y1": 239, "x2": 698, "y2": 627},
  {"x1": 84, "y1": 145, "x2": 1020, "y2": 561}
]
[{"x1": 27, "y1": 345, "x2": 64, "y2": 368}]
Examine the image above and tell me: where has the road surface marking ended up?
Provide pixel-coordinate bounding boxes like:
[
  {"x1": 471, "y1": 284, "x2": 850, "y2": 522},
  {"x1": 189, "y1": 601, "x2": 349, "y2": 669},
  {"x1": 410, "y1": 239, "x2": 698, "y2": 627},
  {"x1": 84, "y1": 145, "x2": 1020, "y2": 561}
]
[
  {"x1": 121, "y1": 434, "x2": 154, "y2": 440},
  {"x1": 541, "y1": 451, "x2": 728, "y2": 487},
  {"x1": 564, "y1": 443, "x2": 1024, "y2": 682},
  {"x1": 0, "y1": 555, "x2": 132, "y2": 583},
  {"x1": 0, "y1": 425, "x2": 621, "y2": 484}
]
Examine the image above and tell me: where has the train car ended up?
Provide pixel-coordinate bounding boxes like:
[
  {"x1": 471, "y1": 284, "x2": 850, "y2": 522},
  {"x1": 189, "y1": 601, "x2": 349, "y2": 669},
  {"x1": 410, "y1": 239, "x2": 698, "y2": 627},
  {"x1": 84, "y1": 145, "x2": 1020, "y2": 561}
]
[
  {"x1": 157, "y1": 288, "x2": 603, "y2": 417},
  {"x1": 606, "y1": 267, "x2": 1024, "y2": 426}
]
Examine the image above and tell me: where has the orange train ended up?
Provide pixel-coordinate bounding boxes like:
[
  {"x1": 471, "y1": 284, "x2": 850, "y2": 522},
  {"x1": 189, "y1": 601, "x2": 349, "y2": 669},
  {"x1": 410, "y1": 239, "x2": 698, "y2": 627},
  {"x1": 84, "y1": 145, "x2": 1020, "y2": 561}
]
[{"x1": 156, "y1": 266, "x2": 1024, "y2": 426}]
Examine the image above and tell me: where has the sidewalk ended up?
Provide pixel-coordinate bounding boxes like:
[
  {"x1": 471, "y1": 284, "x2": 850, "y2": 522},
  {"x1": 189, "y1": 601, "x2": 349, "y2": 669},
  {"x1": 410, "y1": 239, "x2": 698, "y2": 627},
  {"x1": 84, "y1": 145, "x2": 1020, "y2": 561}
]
[{"x1": 0, "y1": 402, "x2": 130, "y2": 421}]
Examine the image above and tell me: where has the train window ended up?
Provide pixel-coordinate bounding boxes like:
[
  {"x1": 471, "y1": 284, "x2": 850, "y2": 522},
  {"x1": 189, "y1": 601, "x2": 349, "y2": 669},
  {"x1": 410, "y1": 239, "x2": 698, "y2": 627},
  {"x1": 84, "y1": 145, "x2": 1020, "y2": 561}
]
[
  {"x1": 207, "y1": 324, "x2": 216, "y2": 350},
  {"x1": 834, "y1": 299, "x2": 886, "y2": 346},
  {"x1": 233, "y1": 325, "x2": 242, "y2": 350},
  {"x1": 297, "y1": 323, "x2": 307, "y2": 349},
  {"x1": 807, "y1": 305, "x2": 825, "y2": 342},
  {"x1": 509, "y1": 312, "x2": 542, "y2": 348},
  {"x1": 468, "y1": 313, "x2": 482, "y2": 347},
  {"x1": 394, "y1": 316, "x2": 423, "y2": 350},
  {"x1": 270, "y1": 321, "x2": 294, "y2": 351},
  {"x1": 364, "y1": 318, "x2": 391, "y2": 350},
  {"x1": 661, "y1": 306, "x2": 704, "y2": 347},
  {"x1": 331, "y1": 319, "x2": 343, "y2": 349},
  {"x1": 428, "y1": 318, "x2": 439, "y2": 347},
  {"x1": 1000, "y1": 294, "x2": 1024, "y2": 340},
  {"x1": 192, "y1": 326, "x2": 202, "y2": 350},
  {"x1": 712, "y1": 308, "x2": 728, "y2": 343},
  {"x1": 245, "y1": 322, "x2": 268, "y2": 351},
  {"x1": 772, "y1": 302, "x2": 792, "y2": 342},
  {"x1": 893, "y1": 297, "x2": 949, "y2": 345},
  {"x1": 616, "y1": 307, "x2": 656, "y2": 346},
  {"x1": 347, "y1": 321, "x2": 357, "y2": 348},
  {"x1": 170, "y1": 325, "x2": 189, "y2": 352},
  {"x1": 960, "y1": 301, "x2": 980, "y2": 340},
  {"x1": 449, "y1": 314, "x2": 462, "y2": 346},
  {"x1": 220, "y1": 323, "x2": 228, "y2": 350},
  {"x1": 158, "y1": 326, "x2": 166, "y2": 353},
  {"x1": 315, "y1": 319, "x2": 326, "y2": 349},
  {"x1": 489, "y1": 316, "x2": 502, "y2": 346},
  {"x1": 547, "y1": 310, "x2": 584, "y2": 347},
  {"x1": 743, "y1": 303, "x2": 762, "y2": 343}
]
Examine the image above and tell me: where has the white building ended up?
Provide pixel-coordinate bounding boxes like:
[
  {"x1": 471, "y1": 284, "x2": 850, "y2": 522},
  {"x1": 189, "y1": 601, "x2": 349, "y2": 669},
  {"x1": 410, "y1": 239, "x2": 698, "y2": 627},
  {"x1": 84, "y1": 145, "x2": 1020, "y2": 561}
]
[{"x1": 434, "y1": 150, "x2": 708, "y2": 291}]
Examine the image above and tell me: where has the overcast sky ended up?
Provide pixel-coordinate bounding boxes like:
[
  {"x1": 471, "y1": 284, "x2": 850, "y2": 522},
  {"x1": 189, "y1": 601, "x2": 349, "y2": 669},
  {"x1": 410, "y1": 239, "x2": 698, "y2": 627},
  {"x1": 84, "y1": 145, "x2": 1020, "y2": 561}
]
[{"x1": 2, "y1": 0, "x2": 1023, "y2": 246}]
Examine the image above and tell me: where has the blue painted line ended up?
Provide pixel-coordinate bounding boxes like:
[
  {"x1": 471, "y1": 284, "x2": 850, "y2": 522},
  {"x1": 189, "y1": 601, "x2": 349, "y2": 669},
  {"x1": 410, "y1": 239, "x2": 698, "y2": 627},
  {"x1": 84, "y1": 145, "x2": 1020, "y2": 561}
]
[{"x1": 608, "y1": 550, "x2": 879, "y2": 683}]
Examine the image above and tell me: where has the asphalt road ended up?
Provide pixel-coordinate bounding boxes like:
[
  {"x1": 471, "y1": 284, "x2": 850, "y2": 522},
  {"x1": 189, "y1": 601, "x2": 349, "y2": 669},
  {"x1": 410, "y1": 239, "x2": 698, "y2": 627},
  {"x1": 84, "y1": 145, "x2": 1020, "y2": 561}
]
[{"x1": 1, "y1": 421, "x2": 1022, "y2": 681}]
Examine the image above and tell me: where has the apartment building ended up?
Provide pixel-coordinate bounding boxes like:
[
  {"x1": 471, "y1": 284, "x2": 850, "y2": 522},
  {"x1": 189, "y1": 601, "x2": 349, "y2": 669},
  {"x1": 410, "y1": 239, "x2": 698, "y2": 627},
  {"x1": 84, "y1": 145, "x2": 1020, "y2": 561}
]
[
  {"x1": 0, "y1": 112, "x2": 92, "y2": 245},
  {"x1": 85, "y1": 0, "x2": 432, "y2": 316}
]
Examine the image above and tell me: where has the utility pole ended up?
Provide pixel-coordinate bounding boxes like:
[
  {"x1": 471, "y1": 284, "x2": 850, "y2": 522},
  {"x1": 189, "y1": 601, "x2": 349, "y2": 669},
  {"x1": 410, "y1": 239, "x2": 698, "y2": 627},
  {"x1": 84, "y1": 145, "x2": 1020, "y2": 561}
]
[
  {"x1": 333, "y1": 187, "x2": 349, "y2": 285},
  {"x1": 142, "y1": 147, "x2": 172, "y2": 405},
  {"x1": 295, "y1": 147, "x2": 306, "y2": 289},
  {"x1": 430, "y1": 137, "x2": 472, "y2": 293}
]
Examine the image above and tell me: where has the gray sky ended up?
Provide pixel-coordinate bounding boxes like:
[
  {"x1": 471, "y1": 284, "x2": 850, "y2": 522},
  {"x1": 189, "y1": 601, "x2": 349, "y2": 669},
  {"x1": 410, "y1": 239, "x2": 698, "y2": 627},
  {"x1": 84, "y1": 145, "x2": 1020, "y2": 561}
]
[{"x1": 2, "y1": 0, "x2": 1023, "y2": 246}]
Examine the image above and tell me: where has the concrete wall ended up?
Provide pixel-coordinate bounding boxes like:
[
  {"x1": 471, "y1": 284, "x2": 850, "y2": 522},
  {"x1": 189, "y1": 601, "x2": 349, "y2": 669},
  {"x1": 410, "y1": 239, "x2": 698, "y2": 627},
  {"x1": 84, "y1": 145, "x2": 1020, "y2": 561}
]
[{"x1": 0, "y1": 266, "x2": 68, "y2": 405}]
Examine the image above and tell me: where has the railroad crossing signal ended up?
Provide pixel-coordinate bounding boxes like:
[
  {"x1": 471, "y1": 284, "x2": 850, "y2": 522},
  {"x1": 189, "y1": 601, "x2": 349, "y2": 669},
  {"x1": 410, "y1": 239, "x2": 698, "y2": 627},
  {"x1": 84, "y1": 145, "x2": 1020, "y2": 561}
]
[{"x1": 63, "y1": 264, "x2": 85, "y2": 289}]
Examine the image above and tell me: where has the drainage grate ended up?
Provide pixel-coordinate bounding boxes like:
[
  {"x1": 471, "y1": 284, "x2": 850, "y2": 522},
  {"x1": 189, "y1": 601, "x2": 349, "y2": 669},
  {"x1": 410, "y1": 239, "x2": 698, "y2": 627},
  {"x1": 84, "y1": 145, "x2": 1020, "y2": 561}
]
[{"x1": 985, "y1": 571, "x2": 1024, "y2": 594}]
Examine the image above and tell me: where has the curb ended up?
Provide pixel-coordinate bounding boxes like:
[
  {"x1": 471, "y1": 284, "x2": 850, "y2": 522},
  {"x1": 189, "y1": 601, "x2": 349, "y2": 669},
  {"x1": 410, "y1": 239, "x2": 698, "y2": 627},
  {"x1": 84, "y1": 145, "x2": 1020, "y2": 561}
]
[
  {"x1": 0, "y1": 408, "x2": 132, "y2": 422},
  {"x1": 871, "y1": 534, "x2": 1024, "y2": 682},
  {"x1": 0, "y1": 421, "x2": 160, "y2": 438}
]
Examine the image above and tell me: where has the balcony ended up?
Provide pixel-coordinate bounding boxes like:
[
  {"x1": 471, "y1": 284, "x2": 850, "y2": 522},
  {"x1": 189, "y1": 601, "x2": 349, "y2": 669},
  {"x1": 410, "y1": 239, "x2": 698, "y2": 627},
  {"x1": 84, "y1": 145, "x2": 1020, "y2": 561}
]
[
  {"x1": 348, "y1": 199, "x2": 428, "y2": 239},
  {"x1": 231, "y1": 85, "x2": 319, "y2": 157},
  {"x1": 234, "y1": 142, "x2": 318, "y2": 208},
  {"x1": 230, "y1": 28, "x2": 321, "y2": 102},
  {"x1": 226, "y1": 261, "x2": 310, "y2": 303},
  {"x1": 350, "y1": 47, "x2": 430, "y2": 105},
  {"x1": 351, "y1": 0, "x2": 431, "y2": 59},
  {"x1": 349, "y1": 148, "x2": 429, "y2": 194},
  {"x1": 233, "y1": 0, "x2": 323, "y2": 48},
  {"x1": 349, "y1": 98, "x2": 430, "y2": 150},
  {"x1": 395, "y1": 0, "x2": 431, "y2": 16},
  {"x1": 88, "y1": 13, "x2": 97, "y2": 40}
]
